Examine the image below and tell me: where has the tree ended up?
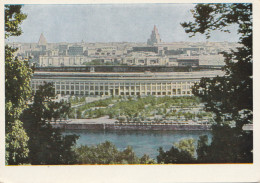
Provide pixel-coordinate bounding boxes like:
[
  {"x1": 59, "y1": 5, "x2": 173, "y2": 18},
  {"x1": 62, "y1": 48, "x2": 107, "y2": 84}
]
[
  {"x1": 5, "y1": 5, "x2": 32, "y2": 165},
  {"x1": 74, "y1": 141, "x2": 148, "y2": 164},
  {"x1": 181, "y1": 3, "x2": 252, "y2": 163},
  {"x1": 140, "y1": 154, "x2": 156, "y2": 164},
  {"x1": 5, "y1": 5, "x2": 27, "y2": 39},
  {"x1": 174, "y1": 138, "x2": 195, "y2": 158},
  {"x1": 118, "y1": 146, "x2": 140, "y2": 164},
  {"x1": 196, "y1": 135, "x2": 209, "y2": 163},
  {"x1": 157, "y1": 146, "x2": 195, "y2": 164},
  {"x1": 157, "y1": 138, "x2": 196, "y2": 164},
  {"x1": 74, "y1": 141, "x2": 119, "y2": 164},
  {"x1": 21, "y1": 83, "x2": 78, "y2": 165}
]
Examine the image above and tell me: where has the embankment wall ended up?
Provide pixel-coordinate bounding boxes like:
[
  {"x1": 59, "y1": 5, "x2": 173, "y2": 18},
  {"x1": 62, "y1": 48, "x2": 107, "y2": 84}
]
[{"x1": 52, "y1": 123, "x2": 211, "y2": 131}]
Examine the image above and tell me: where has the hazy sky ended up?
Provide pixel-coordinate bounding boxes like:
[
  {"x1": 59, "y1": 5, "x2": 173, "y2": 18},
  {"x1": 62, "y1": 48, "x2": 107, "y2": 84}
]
[{"x1": 6, "y1": 4, "x2": 240, "y2": 43}]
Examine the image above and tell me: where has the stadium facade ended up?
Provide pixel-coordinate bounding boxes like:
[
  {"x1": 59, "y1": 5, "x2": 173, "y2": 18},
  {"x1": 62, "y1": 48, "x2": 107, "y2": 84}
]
[{"x1": 31, "y1": 70, "x2": 224, "y2": 97}]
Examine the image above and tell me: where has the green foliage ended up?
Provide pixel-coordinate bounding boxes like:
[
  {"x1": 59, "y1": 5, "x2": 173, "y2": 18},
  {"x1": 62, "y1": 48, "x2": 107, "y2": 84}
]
[
  {"x1": 5, "y1": 5, "x2": 27, "y2": 38},
  {"x1": 21, "y1": 83, "x2": 79, "y2": 165},
  {"x1": 174, "y1": 138, "x2": 195, "y2": 158},
  {"x1": 140, "y1": 154, "x2": 156, "y2": 164},
  {"x1": 157, "y1": 138, "x2": 196, "y2": 164},
  {"x1": 74, "y1": 141, "x2": 153, "y2": 164},
  {"x1": 182, "y1": 3, "x2": 252, "y2": 163},
  {"x1": 70, "y1": 95, "x2": 205, "y2": 122},
  {"x1": 5, "y1": 5, "x2": 32, "y2": 165},
  {"x1": 5, "y1": 120, "x2": 29, "y2": 165},
  {"x1": 75, "y1": 141, "x2": 119, "y2": 164},
  {"x1": 181, "y1": 4, "x2": 252, "y2": 40},
  {"x1": 196, "y1": 126, "x2": 253, "y2": 163},
  {"x1": 196, "y1": 135, "x2": 209, "y2": 163},
  {"x1": 157, "y1": 146, "x2": 195, "y2": 164},
  {"x1": 118, "y1": 146, "x2": 140, "y2": 164},
  {"x1": 5, "y1": 46, "x2": 33, "y2": 118},
  {"x1": 70, "y1": 96, "x2": 85, "y2": 105}
]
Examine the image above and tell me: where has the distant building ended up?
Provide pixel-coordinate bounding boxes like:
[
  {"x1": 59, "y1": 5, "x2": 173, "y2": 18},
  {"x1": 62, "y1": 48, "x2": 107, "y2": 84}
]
[
  {"x1": 199, "y1": 54, "x2": 225, "y2": 66},
  {"x1": 177, "y1": 57, "x2": 199, "y2": 67},
  {"x1": 85, "y1": 46, "x2": 118, "y2": 57},
  {"x1": 147, "y1": 25, "x2": 162, "y2": 46},
  {"x1": 165, "y1": 49, "x2": 184, "y2": 55},
  {"x1": 38, "y1": 33, "x2": 47, "y2": 45},
  {"x1": 122, "y1": 52, "x2": 168, "y2": 66},
  {"x1": 132, "y1": 46, "x2": 159, "y2": 53},
  {"x1": 68, "y1": 45, "x2": 84, "y2": 56},
  {"x1": 39, "y1": 56, "x2": 88, "y2": 67},
  {"x1": 59, "y1": 45, "x2": 68, "y2": 55}
]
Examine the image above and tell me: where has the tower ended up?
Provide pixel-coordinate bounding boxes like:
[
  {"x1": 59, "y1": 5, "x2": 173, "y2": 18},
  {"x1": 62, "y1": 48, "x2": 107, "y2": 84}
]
[
  {"x1": 38, "y1": 33, "x2": 47, "y2": 45},
  {"x1": 147, "y1": 25, "x2": 162, "y2": 46}
]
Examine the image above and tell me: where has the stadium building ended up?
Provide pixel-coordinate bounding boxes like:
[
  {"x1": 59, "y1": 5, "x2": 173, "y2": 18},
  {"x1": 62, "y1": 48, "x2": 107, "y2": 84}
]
[{"x1": 31, "y1": 70, "x2": 224, "y2": 97}]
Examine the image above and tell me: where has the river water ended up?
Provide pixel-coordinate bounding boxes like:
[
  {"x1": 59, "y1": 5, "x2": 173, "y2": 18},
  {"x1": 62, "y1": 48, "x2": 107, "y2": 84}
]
[{"x1": 63, "y1": 130, "x2": 212, "y2": 159}]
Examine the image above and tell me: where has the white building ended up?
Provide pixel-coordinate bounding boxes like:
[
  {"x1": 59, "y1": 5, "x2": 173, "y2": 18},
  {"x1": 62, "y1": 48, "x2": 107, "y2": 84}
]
[{"x1": 31, "y1": 70, "x2": 224, "y2": 97}]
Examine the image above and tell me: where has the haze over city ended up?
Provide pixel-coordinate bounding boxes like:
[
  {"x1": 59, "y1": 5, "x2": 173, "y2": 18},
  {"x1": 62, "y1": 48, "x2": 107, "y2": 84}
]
[{"x1": 6, "y1": 4, "x2": 240, "y2": 43}]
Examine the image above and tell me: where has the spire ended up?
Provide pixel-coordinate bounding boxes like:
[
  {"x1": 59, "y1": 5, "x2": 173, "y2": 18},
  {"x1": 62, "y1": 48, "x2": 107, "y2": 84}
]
[
  {"x1": 38, "y1": 33, "x2": 47, "y2": 45},
  {"x1": 154, "y1": 25, "x2": 158, "y2": 32},
  {"x1": 147, "y1": 25, "x2": 161, "y2": 46}
]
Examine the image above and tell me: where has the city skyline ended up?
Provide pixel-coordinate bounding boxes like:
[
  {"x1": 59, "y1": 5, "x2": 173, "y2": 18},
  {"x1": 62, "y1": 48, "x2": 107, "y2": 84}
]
[{"x1": 6, "y1": 4, "x2": 240, "y2": 43}]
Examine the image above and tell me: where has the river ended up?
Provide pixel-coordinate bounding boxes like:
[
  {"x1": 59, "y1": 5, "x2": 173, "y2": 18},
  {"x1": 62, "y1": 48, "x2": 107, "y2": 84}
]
[{"x1": 63, "y1": 130, "x2": 212, "y2": 159}]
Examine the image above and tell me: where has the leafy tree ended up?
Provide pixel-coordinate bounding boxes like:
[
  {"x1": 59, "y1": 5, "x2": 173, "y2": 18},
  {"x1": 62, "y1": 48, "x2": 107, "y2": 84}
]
[
  {"x1": 181, "y1": 3, "x2": 252, "y2": 163},
  {"x1": 5, "y1": 5, "x2": 32, "y2": 165},
  {"x1": 74, "y1": 141, "x2": 147, "y2": 164},
  {"x1": 75, "y1": 141, "x2": 119, "y2": 164},
  {"x1": 5, "y1": 5, "x2": 27, "y2": 38},
  {"x1": 157, "y1": 138, "x2": 196, "y2": 164},
  {"x1": 21, "y1": 83, "x2": 78, "y2": 165},
  {"x1": 157, "y1": 146, "x2": 195, "y2": 164},
  {"x1": 174, "y1": 138, "x2": 195, "y2": 158},
  {"x1": 117, "y1": 146, "x2": 140, "y2": 164},
  {"x1": 196, "y1": 135, "x2": 209, "y2": 163},
  {"x1": 139, "y1": 154, "x2": 156, "y2": 164},
  {"x1": 196, "y1": 125, "x2": 252, "y2": 163}
]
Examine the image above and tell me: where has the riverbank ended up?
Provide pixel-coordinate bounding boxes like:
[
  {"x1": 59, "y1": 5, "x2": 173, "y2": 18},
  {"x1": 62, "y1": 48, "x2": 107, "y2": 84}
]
[
  {"x1": 51, "y1": 118, "x2": 211, "y2": 131},
  {"x1": 51, "y1": 117, "x2": 253, "y2": 131}
]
